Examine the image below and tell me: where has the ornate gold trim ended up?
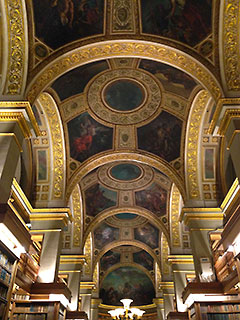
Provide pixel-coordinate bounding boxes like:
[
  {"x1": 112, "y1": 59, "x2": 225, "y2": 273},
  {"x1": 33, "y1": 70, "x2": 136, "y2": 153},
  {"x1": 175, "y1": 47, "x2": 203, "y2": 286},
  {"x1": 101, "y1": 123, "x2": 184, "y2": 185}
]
[
  {"x1": 208, "y1": 98, "x2": 240, "y2": 135},
  {"x1": 219, "y1": 108, "x2": 240, "y2": 136},
  {"x1": 82, "y1": 206, "x2": 169, "y2": 247},
  {"x1": 38, "y1": 93, "x2": 65, "y2": 200},
  {"x1": 168, "y1": 255, "x2": 194, "y2": 264},
  {"x1": 4, "y1": 0, "x2": 26, "y2": 95},
  {"x1": 0, "y1": 112, "x2": 31, "y2": 138},
  {"x1": 12, "y1": 178, "x2": 72, "y2": 220},
  {"x1": 72, "y1": 184, "x2": 83, "y2": 247},
  {"x1": 26, "y1": 40, "x2": 222, "y2": 104},
  {"x1": 185, "y1": 90, "x2": 211, "y2": 199},
  {"x1": 0, "y1": 101, "x2": 40, "y2": 136},
  {"x1": 223, "y1": 0, "x2": 240, "y2": 91},
  {"x1": 67, "y1": 151, "x2": 185, "y2": 201},
  {"x1": 227, "y1": 130, "x2": 240, "y2": 150},
  {"x1": 170, "y1": 184, "x2": 181, "y2": 247}
]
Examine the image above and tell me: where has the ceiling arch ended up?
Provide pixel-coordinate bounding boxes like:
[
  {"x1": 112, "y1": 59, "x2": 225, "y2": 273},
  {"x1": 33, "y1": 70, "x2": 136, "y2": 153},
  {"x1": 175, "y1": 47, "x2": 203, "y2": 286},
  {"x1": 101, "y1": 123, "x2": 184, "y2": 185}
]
[{"x1": 26, "y1": 40, "x2": 223, "y2": 104}]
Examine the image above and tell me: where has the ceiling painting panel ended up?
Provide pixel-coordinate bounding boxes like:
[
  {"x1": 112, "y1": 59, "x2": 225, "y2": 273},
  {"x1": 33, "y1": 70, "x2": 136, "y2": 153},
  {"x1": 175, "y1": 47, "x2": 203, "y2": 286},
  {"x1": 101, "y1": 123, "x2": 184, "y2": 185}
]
[
  {"x1": 140, "y1": 0, "x2": 212, "y2": 47},
  {"x1": 133, "y1": 250, "x2": 154, "y2": 271},
  {"x1": 85, "y1": 183, "x2": 117, "y2": 217},
  {"x1": 134, "y1": 223, "x2": 159, "y2": 249},
  {"x1": 139, "y1": 59, "x2": 198, "y2": 99},
  {"x1": 51, "y1": 60, "x2": 109, "y2": 101},
  {"x1": 32, "y1": 0, "x2": 105, "y2": 50},
  {"x1": 100, "y1": 266, "x2": 155, "y2": 306},
  {"x1": 100, "y1": 250, "x2": 121, "y2": 271},
  {"x1": 67, "y1": 112, "x2": 113, "y2": 163},
  {"x1": 94, "y1": 222, "x2": 120, "y2": 250},
  {"x1": 137, "y1": 111, "x2": 182, "y2": 162}
]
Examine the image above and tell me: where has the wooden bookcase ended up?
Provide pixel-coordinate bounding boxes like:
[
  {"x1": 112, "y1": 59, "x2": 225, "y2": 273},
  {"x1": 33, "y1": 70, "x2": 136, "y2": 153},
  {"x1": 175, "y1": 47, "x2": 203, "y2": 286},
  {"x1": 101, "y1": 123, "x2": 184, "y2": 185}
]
[
  {"x1": 0, "y1": 242, "x2": 18, "y2": 320},
  {"x1": 189, "y1": 301, "x2": 240, "y2": 320},
  {"x1": 10, "y1": 300, "x2": 66, "y2": 320}
]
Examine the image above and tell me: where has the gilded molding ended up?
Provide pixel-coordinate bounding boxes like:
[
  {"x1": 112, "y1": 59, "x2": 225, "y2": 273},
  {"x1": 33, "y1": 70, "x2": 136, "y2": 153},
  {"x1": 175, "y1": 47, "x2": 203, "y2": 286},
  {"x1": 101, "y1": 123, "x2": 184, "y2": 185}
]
[
  {"x1": 72, "y1": 184, "x2": 83, "y2": 247},
  {"x1": 83, "y1": 233, "x2": 92, "y2": 275},
  {"x1": 94, "y1": 240, "x2": 159, "y2": 271},
  {"x1": 223, "y1": 0, "x2": 240, "y2": 91},
  {"x1": 4, "y1": 0, "x2": 26, "y2": 95},
  {"x1": 82, "y1": 206, "x2": 169, "y2": 246},
  {"x1": 26, "y1": 41, "x2": 222, "y2": 104},
  {"x1": 170, "y1": 184, "x2": 181, "y2": 247},
  {"x1": 186, "y1": 90, "x2": 210, "y2": 199},
  {"x1": 38, "y1": 93, "x2": 65, "y2": 200},
  {"x1": 162, "y1": 233, "x2": 170, "y2": 275},
  {"x1": 111, "y1": 0, "x2": 135, "y2": 33},
  {"x1": 0, "y1": 112, "x2": 31, "y2": 138},
  {"x1": 87, "y1": 68, "x2": 161, "y2": 126},
  {"x1": 0, "y1": 101, "x2": 40, "y2": 136},
  {"x1": 98, "y1": 162, "x2": 154, "y2": 191},
  {"x1": 218, "y1": 108, "x2": 240, "y2": 136},
  {"x1": 67, "y1": 151, "x2": 185, "y2": 201}
]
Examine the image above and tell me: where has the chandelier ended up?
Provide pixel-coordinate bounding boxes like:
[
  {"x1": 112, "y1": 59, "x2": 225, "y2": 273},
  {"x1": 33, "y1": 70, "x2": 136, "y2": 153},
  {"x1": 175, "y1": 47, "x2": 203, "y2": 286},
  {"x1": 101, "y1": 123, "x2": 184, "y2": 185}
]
[{"x1": 108, "y1": 299, "x2": 145, "y2": 319}]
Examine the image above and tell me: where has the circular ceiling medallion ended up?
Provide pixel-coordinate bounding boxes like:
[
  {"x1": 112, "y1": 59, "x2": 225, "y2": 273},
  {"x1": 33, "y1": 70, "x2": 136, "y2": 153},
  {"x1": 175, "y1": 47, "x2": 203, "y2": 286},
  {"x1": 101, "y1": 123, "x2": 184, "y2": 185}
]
[
  {"x1": 106, "y1": 214, "x2": 147, "y2": 228},
  {"x1": 87, "y1": 69, "x2": 161, "y2": 125},
  {"x1": 103, "y1": 79, "x2": 146, "y2": 112},
  {"x1": 116, "y1": 213, "x2": 137, "y2": 220},
  {"x1": 98, "y1": 162, "x2": 153, "y2": 190},
  {"x1": 110, "y1": 163, "x2": 142, "y2": 181}
]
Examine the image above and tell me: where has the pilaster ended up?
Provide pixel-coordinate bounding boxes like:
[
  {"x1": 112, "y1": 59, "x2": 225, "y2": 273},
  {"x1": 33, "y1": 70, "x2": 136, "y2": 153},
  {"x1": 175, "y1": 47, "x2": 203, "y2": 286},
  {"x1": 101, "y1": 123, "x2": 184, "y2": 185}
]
[
  {"x1": 168, "y1": 255, "x2": 195, "y2": 312},
  {"x1": 181, "y1": 207, "x2": 223, "y2": 280}
]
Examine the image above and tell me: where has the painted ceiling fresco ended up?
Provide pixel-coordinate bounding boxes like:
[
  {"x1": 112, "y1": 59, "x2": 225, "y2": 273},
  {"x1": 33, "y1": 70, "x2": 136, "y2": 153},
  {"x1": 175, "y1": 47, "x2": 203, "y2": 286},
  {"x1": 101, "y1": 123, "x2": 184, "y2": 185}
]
[
  {"x1": 100, "y1": 266, "x2": 155, "y2": 306},
  {"x1": 141, "y1": 0, "x2": 212, "y2": 46},
  {"x1": 32, "y1": 0, "x2": 104, "y2": 49}
]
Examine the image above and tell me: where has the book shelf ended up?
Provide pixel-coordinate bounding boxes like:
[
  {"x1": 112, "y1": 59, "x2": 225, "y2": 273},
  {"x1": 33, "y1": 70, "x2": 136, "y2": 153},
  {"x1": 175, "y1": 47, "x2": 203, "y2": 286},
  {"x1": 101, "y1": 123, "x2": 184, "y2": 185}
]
[
  {"x1": 0, "y1": 242, "x2": 18, "y2": 320},
  {"x1": 10, "y1": 300, "x2": 66, "y2": 320},
  {"x1": 189, "y1": 301, "x2": 240, "y2": 320}
]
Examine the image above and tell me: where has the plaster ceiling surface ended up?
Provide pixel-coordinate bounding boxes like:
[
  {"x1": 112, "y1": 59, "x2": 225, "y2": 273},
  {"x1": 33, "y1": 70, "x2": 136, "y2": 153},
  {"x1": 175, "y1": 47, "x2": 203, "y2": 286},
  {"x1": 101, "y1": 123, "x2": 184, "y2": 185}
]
[{"x1": 14, "y1": 0, "x2": 223, "y2": 307}]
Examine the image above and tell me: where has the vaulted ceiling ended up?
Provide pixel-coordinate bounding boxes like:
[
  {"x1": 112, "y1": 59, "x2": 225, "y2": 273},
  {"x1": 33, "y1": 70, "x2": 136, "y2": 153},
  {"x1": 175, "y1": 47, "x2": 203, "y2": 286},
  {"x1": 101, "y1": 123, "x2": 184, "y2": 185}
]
[{"x1": 1, "y1": 0, "x2": 237, "y2": 307}]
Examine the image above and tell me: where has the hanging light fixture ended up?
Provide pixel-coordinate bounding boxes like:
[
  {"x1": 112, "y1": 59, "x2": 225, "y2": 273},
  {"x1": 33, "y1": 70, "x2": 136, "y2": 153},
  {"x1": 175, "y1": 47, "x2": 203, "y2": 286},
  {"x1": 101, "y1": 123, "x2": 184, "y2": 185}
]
[{"x1": 108, "y1": 299, "x2": 145, "y2": 319}]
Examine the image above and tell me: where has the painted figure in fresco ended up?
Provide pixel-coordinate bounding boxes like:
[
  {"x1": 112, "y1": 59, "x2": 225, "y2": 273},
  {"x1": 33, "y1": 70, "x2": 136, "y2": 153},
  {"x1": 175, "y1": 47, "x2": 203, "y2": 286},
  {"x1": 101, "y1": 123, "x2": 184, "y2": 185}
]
[
  {"x1": 33, "y1": 0, "x2": 103, "y2": 49},
  {"x1": 85, "y1": 184, "x2": 116, "y2": 217},
  {"x1": 50, "y1": 0, "x2": 74, "y2": 27},
  {"x1": 68, "y1": 113, "x2": 112, "y2": 163},
  {"x1": 134, "y1": 224, "x2": 159, "y2": 249},
  {"x1": 141, "y1": 0, "x2": 211, "y2": 46}
]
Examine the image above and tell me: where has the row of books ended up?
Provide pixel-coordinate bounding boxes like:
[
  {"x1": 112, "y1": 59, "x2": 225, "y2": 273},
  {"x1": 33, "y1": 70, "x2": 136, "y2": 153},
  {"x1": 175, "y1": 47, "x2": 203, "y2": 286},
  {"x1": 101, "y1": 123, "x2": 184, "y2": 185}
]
[
  {"x1": 0, "y1": 251, "x2": 13, "y2": 273},
  {"x1": 0, "y1": 284, "x2": 8, "y2": 299},
  {"x1": 12, "y1": 314, "x2": 47, "y2": 320},
  {"x1": 13, "y1": 293, "x2": 30, "y2": 300},
  {"x1": 15, "y1": 305, "x2": 49, "y2": 313},
  {"x1": 204, "y1": 304, "x2": 240, "y2": 313},
  {"x1": 0, "y1": 265, "x2": 11, "y2": 285}
]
